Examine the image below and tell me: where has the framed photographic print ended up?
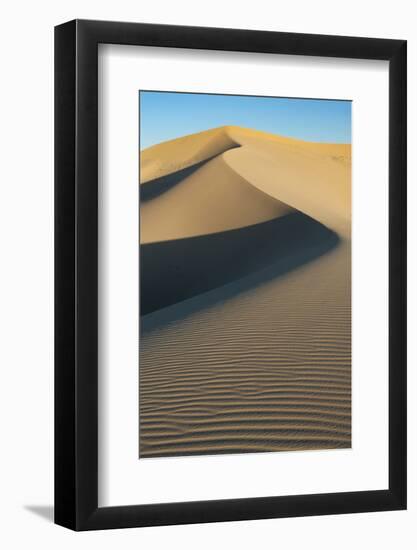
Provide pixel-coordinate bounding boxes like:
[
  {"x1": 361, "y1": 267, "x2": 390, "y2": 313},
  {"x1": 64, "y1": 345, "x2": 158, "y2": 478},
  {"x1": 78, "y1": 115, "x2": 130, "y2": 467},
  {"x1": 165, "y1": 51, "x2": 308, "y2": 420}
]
[{"x1": 55, "y1": 19, "x2": 406, "y2": 530}]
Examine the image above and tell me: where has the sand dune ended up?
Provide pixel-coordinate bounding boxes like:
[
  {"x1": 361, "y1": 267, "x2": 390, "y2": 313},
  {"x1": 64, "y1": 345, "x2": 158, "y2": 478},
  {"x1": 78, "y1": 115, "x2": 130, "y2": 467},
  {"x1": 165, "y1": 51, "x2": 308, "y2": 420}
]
[
  {"x1": 139, "y1": 125, "x2": 351, "y2": 458},
  {"x1": 140, "y1": 126, "x2": 351, "y2": 239}
]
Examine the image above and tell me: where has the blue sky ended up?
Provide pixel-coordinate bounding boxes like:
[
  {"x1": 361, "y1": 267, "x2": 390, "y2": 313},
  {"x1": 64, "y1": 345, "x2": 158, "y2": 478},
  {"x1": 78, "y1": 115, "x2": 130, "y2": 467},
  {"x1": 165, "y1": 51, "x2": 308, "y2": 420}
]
[{"x1": 139, "y1": 91, "x2": 351, "y2": 150}]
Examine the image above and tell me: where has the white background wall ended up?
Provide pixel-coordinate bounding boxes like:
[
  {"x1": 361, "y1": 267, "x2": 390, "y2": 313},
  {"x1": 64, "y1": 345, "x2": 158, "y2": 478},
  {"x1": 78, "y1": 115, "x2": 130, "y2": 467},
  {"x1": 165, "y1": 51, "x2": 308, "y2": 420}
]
[{"x1": 0, "y1": 1, "x2": 415, "y2": 548}]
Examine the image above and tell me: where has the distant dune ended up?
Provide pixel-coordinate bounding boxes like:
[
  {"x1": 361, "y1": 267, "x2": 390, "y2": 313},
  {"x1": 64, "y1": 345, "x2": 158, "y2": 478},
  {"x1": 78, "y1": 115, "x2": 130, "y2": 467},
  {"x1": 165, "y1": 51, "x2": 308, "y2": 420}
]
[{"x1": 139, "y1": 126, "x2": 351, "y2": 458}]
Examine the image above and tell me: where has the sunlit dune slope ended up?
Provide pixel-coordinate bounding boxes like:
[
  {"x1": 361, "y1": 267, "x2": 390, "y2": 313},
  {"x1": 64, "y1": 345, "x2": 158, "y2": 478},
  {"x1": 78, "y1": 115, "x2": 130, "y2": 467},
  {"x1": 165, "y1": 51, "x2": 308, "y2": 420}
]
[{"x1": 225, "y1": 128, "x2": 351, "y2": 237}]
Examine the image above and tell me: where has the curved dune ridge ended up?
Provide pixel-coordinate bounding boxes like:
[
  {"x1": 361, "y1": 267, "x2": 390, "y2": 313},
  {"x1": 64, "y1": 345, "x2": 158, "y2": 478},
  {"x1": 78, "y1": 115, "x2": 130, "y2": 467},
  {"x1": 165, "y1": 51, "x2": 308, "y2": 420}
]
[{"x1": 139, "y1": 125, "x2": 351, "y2": 458}]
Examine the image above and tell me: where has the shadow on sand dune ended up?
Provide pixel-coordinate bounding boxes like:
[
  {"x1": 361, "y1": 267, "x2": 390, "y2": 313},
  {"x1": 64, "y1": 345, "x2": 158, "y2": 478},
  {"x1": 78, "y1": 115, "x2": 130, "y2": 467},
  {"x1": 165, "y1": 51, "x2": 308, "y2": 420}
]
[
  {"x1": 141, "y1": 161, "x2": 208, "y2": 201},
  {"x1": 141, "y1": 146, "x2": 240, "y2": 202},
  {"x1": 140, "y1": 211, "x2": 339, "y2": 325}
]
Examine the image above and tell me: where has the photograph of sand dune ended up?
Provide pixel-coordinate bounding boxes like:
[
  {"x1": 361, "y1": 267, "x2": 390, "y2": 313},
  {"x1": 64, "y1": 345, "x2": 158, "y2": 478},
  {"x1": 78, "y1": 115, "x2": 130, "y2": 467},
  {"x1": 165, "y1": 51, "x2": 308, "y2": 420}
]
[{"x1": 139, "y1": 91, "x2": 351, "y2": 459}]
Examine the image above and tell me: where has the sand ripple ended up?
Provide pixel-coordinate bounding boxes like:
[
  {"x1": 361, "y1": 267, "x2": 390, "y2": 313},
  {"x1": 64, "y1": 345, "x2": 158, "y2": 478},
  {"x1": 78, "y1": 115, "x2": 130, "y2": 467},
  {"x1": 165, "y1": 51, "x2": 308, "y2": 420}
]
[{"x1": 140, "y1": 243, "x2": 351, "y2": 457}]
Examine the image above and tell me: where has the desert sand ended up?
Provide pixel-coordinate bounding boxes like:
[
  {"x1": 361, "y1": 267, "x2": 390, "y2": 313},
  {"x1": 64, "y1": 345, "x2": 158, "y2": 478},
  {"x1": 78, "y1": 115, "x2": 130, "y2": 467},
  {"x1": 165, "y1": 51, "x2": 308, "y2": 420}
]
[{"x1": 139, "y1": 126, "x2": 351, "y2": 458}]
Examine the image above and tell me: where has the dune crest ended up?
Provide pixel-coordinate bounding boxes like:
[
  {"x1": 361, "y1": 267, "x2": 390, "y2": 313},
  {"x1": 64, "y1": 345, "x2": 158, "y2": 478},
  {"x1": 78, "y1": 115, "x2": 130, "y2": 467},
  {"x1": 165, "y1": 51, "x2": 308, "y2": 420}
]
[{"x1": 140, "y1": 126, "x2": 239, "y2": 184}]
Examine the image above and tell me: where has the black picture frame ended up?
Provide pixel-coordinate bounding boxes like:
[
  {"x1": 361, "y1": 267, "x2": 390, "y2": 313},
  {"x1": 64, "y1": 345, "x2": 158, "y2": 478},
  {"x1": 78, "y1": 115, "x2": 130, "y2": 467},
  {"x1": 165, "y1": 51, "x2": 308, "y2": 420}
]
[{"x1": 55, "y1": 19, "x2": 407, "y2": 531}]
